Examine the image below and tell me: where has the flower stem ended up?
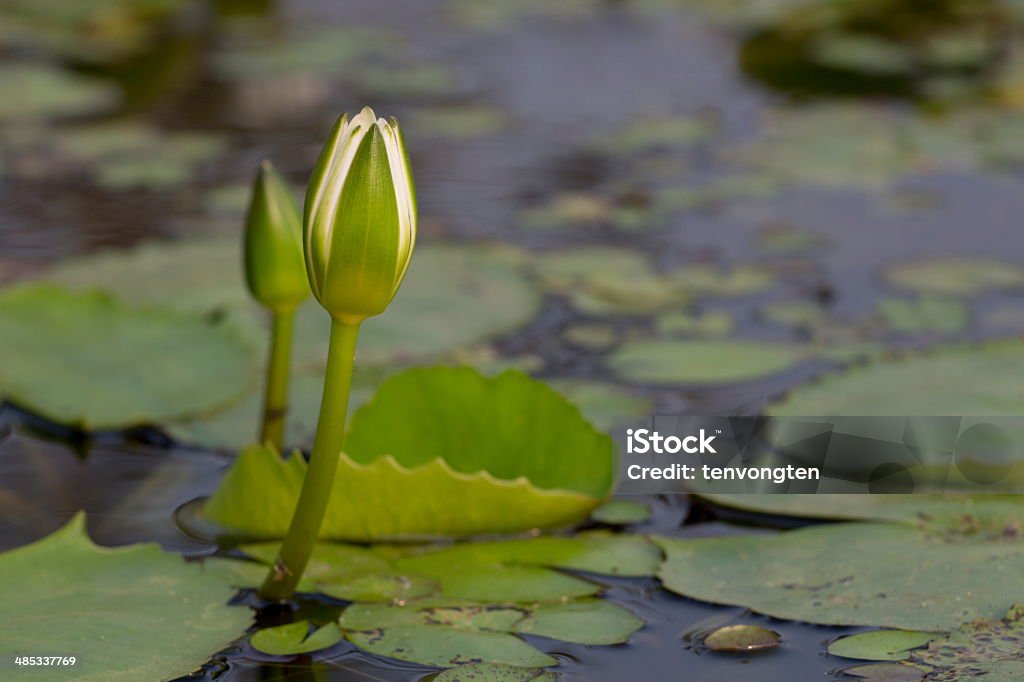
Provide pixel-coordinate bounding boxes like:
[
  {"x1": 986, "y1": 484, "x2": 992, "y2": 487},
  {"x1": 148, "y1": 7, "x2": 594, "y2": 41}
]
[
  {"x1": 259, "y1": 309, "x2": 295, "y2": 450},
  {"x1": 259, "y1": 318, "x2": 361, "y2": 601}
]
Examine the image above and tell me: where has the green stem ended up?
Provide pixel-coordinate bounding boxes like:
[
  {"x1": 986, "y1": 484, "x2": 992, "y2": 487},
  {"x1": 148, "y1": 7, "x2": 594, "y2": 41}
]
[
  {"x1": 259, "y1": 309, "x2": 295, "y2": 450},
  {"x1": 259, "y1": 318, "x2": 360, "y2": 601}
]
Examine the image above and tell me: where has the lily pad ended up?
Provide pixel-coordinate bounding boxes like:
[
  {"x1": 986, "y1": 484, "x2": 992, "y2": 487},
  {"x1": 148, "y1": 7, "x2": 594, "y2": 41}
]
[
  {"x1": 0, "y1": 63, "x2": 119, "y2": 122},
  {"x1": 769, "y1": 340, "x2": 1024, "y2": 415},
  {"x1": 876, "y1": 297, "x2": 968, "y2": 335},
  {"x1": 214, "y1": 26, "x2": 401, "y2": 79},
  {"x1": 884, "y1": 258, "x2": 1024, "y2": 297},
  {"x1": 339, "y1": 597, "x2": 641, "y2": 665},
  {"x1": 0, "y1": 0, "x2": 189, "y2": 62},
  {"x1": 0, "y1": 286, "x2": 255, "y2": 429},
  {"x1": 828, "y1": 630, "x2": 938, "y2": 661},
  {"x1": 703, "y1": 624, "x2": 781, "y2": 652},
  {"x1": 655, "y1": 311, "x2": 735, "y2": 337},
  {"x1": 672, "y1": 265, "x2": 776, "y2": 297},
  {"x1": 250, "y1": 621, "x2": 343, "y2": 656},
  {"x1": 840, "y1": 662, "x2": 925, "y2": 681},
  {"x1": 407, "y1": 105, "x2": 506, "y2": 139},
  {"x1": 205, "y1": 367, "x2": 613, "y2": 539},
  {"x1": 0, "y1": 513, "x2": 250, "y2": 681},
  {"x1": 515, "y1": 599, "x2": 643, "y2": 645},
  {"x1": 435, "y1": 664, "x2": 557, "y2": 681},
  {"x1": 346, "y1": 625, "x2": 556, "y2": 668},
  {"x1": 654, "y1": 522, "x2": 1024, "y2": 630},
  {"x1": 547, "y1": 380, "x2": 654, "y2": 431},
  {"x1": 698, "y1": 494, "x2": 1024, "y2": 535},
  {"x1": 590, "y1": 499, "x2": 651, "y2": 525},
  {"x1": 533, "y1": 248, "x2": 687, "y2": 315},
  {"x1": 609, "y1": 339, "x2": 806, "y2": 385},
  {"x1": 904, "y1": 604, "x2": 1024, "y2": 681}
]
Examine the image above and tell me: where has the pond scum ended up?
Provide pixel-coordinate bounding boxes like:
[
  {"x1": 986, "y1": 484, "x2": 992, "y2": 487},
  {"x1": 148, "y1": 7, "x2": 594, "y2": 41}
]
[{"x1": 0, "y1": 1, "x2": 1023, "y2": 681}]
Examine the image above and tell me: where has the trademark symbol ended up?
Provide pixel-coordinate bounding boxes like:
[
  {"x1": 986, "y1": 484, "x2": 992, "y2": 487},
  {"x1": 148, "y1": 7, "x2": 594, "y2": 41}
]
[{"x1": 716, "y1": 430, "x2": 722, "y2": 434}]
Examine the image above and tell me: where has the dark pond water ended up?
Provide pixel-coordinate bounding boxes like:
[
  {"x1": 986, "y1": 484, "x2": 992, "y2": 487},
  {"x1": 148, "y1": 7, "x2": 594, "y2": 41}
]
[{"x1": 3, "y1": 0, "x2": 1024, "y2": 679}]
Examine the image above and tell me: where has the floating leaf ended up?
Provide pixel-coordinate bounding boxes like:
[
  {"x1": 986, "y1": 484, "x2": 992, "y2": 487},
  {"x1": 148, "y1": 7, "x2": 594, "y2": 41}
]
[
  {"x1": 0, "y1": 514, "x2": 250, "y2": 681},
  {"x1": 672, "y1": 265, "x2": 775, "y2": 297},
  {"x1": 590, "y1": 499, "x2": 651, "y2": 525},
  {"x1": 347, "y1": 625, "x2": 556, "y2": 668},
  {"x1": 769, "y1": 340, "x2": 1024, "y2": 415},
  {"x1": 0, "y1": 0, "x2": 189, "y2": 61},
  {"x1": 600, "y1": 114, "x2": 719, "y2": 153},
  {"x1": 250, "y1": 621, "x2": 343, "y2": 656},
  {"x1": 407, "y1": 105, "x2": 506, "y2": 139},
  {"x1": 839, "y1": 662, "x2": 925, "y2": 681},
  {"x1": 214, "y1": 26, "x2": 400, "y2": 79},
  {"x1": 40, "y1": 240, "x2": 541, "y2": 369},
  {"x1": 0, "y1": 286, "x2": 254, "y2": 429},
  {"x1": 828, "y1": 630, "x2": 938, "y2": 661},
  {"x1": 655, "y1": 311, "x2": 735, "y2": 337},
  {"x1": 547, "y1": 380, "x2": 654, "y2": 431},
  {"x1": 391, "y1": 533, "x2": 662, "y2": 578},
  {"x1": 884, "y1": 259, "x2": 1024, "y2": 297},
  {"x1": 877, "y1": 297, "x2": 968, "y2": 335},
  {"x1": 206, "y1": 368, "x2": 613, "y2": 539},
  {"x1": 0, "y1": 64, "x2": 118, "y2": 122},
  {"x1": 609, "y1": 339, "x2": 806, "y2": 385},
  {"x1": 534, "y1": 248, "x2": 687, "y2": 314},
  {"x1": 703, "y1": 624, "x2": 780, "y2": 652},
  {"x1": 561, "y1": 324, "x2": 618, "y2": 350},
  {"x1": 319, "y1": 573, "x2": 441, "y2": 603},
  {"x1": 515, "y1": 599, "x2": 643, "y2": 645},
  {"x1": 904, "y1": 604, "x2": 1024, "y2": 681},
  {"x1": 698, "y1": 494, "x2": 1024, "y2": 535},
  {"x1": 655, "y1": 523, "x2": 1024, "y2": 630},
  {"x1": 435, "y1": 663, "x2": 557, "y2": 681}
]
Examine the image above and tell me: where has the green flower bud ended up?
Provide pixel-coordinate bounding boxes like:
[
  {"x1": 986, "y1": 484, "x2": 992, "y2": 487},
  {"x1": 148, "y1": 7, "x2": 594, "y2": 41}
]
[
  {"x1": 304, "y1": 106, "x2": 417, "y2": 323},
  {"x1": 244, "y1": 160, "x2": 309, "y2": 312}
]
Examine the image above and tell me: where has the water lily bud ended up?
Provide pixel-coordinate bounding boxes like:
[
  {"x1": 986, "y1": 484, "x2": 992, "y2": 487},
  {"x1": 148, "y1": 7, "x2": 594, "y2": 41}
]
[
  {"x1": 304, "y1": 106, "x2": 417, "y2": 323},
  {"x1": 244, "y1": 160, "x2": 309, "y2": 312}
]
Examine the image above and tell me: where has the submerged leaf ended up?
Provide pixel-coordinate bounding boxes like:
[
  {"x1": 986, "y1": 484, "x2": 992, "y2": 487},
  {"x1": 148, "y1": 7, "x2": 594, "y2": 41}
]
[
  {"x1": 655, "y1": 523, "x2": 1024, "y2": 630},
  {"x1": 0, "y1": 286, "x2": 255, "y2": 429},
  {"x1": 703, "y1": 624, "x2": 780, "y2": 652},
  {"x1": 250, "y1": 621, "x2": 343, "y2": 656},
  {"x1": 0, "y1": 514, "x2": 250, "y2": 681}
]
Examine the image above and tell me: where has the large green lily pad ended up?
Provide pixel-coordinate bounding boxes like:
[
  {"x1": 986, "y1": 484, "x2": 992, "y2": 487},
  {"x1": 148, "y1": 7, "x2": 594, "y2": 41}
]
[
  {"x1": 655, "y1": 522, "x2": 1024, "y2": 630},
  {"x1": 0, "y1": 514, "x2": 250, "y2": 681},
  {"x1": 40, "y1": 240, "x2": 541, "y2": 369},
  {"x1": 769, "y1": 340, "x2": 1024, "y2": 415},
  {"x1": 0, "y1": 286, "x2": 255, "y2": 429},
  {"x1": 609, "y1": 339, "x2": 806, "y2": 385},
  {"x1": 205, "y1": 368, "x2": 613, "y2": 539}
]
